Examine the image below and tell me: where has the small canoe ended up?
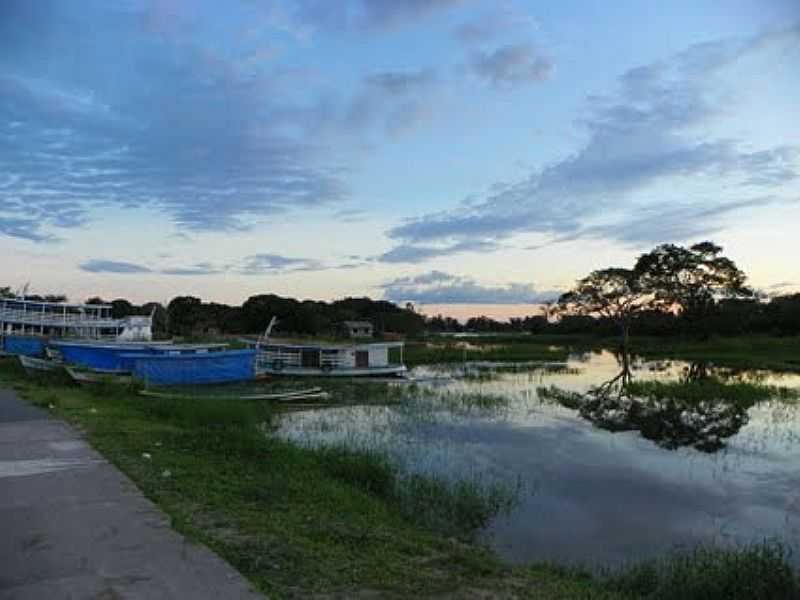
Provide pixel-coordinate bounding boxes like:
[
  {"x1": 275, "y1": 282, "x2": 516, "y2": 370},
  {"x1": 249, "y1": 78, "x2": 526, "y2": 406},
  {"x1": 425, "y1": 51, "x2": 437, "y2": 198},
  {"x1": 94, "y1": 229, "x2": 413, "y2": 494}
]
[
  {"x1": 138, "y1": 387, "x2": 327, "y2": 402},
  {"x1": 19, "y1": 355, "x2": 62, "y2": 373},
  {"x1": 65, "y1": 366, "x2": 132, "y2": 385},
  {"x1": 238, "y1": 387, "x2": 324, "y2": 401}
]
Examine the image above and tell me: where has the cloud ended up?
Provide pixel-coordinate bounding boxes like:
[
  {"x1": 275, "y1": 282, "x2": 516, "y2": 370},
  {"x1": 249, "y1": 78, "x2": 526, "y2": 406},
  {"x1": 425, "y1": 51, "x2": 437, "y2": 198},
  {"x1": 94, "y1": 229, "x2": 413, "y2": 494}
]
[
  {"x1": 80, "y1": 260, "x2": 152, "y2": 274},
  {"x1": 238, "y1": 253, "x2": 325, "y2": 274},
  {"x1": 365, "y1": 69, "x2": 438, "y2": 94},
  {"x1": 389, "y1": 26, "x2": 800, "y2": 248},
  {"x1": 378, "y1": 239, "x2": 498, "y2": 263},
  {"x1": 453, "y1": 7, "x2": 538, "y2": 44},
  {"x1": 470, "y1": 43, "x2": 553, "y2": 88},
  {"x1": 0, "y1": 217, "x2": 58, "y2": 243},
  {"x1": 761, "y1": 281, "x2": 800, "y2": 297},
  {"x1": 343, "y1": 68, "x2": 442, "y2": 138},
  {"x1": 0, "y1": 3, "x2": 348, "y2": 241},
  {"x1": 78, "y1": 252, "x2": 356, "y2": 277},
  {"x1": 160, "y1": 263, "x2": 225, "y2": 276},
  {"x1": 382, "y1": 271, "x2": 558, "y2": 304},
  {"x1": 295, "y1": 0, "x2": 467, "y2": 32}
]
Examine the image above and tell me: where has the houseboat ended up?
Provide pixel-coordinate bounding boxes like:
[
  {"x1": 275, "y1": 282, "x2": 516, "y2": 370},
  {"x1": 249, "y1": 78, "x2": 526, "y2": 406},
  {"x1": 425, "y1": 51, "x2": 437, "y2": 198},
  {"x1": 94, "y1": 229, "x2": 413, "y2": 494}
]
[
  {"x1": 256, "y1": 340, "x2": 406, "y2": 377},
  {"x1": 0, "y1": 297, "x2": 153, "y2": 357}
]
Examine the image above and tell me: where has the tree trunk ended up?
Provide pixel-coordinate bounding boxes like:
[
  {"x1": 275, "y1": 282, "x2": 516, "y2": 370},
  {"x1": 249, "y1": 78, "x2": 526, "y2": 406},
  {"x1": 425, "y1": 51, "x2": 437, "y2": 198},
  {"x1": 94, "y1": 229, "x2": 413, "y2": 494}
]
[{"x1": 620, "y1": 320, "x2": 630, "y2": 352}]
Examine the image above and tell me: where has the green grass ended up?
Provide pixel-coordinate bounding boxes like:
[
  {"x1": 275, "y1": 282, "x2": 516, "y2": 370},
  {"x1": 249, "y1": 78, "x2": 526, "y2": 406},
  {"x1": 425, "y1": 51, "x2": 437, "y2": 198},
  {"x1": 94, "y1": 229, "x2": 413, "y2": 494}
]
[
  {"x1": 404, "y1": 340, "x2": 568, "y2": 367},
  {"x1": 410, "y1": 334, "x2": 800, "y2": 373},
  {"x1": 602, "y1": 542, "x2": 799, "y2": 600},
  {"x1": 523, "y1": 334, "x2": 800, "y2": 372},
  {"x1": 0, "y1": 358, "x2": 607, "y2": 598},
  {"x1": 625, "y1": 379, "x2": 799, "y2": 408},
  {"x1": 2, "y1": 356, "x2": 798, "y2": 599}
]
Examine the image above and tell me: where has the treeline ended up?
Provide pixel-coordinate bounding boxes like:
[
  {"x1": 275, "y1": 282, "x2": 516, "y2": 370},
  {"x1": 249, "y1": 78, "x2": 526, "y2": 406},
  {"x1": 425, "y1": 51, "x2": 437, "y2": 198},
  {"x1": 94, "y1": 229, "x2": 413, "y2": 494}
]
[
  {"x1": 429, "y1": 294, "x2": 800, "y2": 337},
  {"x1": 4, "y1": 286, "x2": 799, "y2": 338},
  {"x1": 82, "y1": 294, "x2": 427, "y2": 338}
]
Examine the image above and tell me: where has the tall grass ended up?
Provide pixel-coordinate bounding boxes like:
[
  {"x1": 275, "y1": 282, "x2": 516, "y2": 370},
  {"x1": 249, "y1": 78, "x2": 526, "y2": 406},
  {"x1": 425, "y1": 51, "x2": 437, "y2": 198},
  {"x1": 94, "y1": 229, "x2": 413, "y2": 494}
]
[
  {"x1": 625, "y1": 379, "x2": 799, "y2": 407},
  {"x1": 404, "y1": 341, "x2": 568, "y2": 367},
  {"x1": 602, "y1": 542, "x2": 800, "y2": 600},
  {"x1": 316, "y1": 444, "x2": 520, "y2": 540}
]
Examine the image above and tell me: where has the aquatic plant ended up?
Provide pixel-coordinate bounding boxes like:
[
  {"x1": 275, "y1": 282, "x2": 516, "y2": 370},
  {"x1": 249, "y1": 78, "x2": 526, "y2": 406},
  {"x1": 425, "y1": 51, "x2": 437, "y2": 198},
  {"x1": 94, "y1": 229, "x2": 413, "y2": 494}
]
[{"x1": 602, "y1": 541, "x2": 799, "y2": 600}]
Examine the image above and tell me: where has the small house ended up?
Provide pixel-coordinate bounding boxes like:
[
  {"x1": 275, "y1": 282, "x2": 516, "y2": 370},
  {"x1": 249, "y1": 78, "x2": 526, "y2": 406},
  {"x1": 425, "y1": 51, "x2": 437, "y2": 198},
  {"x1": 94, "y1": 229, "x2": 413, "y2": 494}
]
[{"x1": 340, "y1": 320, "x2": 374, "y2": 338}]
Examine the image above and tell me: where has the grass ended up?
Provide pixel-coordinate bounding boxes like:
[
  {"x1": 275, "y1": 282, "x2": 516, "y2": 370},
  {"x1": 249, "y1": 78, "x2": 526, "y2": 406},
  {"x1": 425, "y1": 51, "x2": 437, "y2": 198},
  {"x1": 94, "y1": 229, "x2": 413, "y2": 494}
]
[
  {"x1": 412, "y1": 333, "x2": 800, "y2": 372},
  {"x1": 625, "y1": 379, "x2": 800, "y2": 408},
  {"x1": 404, "y1": 340, "x2": 569, "y2": 368},
  {"x1": 519, "y1": 334, "x2": 800, "y2": 373},
  {"x1": 602, "y1": 542, "x2": 799, "y2": 600},
  {"x1": 0, "y1": 358, "x2": 597, "y2": 598},
  {"x1": 2, "y1": 356, "x2": 799, "y2": 598}
]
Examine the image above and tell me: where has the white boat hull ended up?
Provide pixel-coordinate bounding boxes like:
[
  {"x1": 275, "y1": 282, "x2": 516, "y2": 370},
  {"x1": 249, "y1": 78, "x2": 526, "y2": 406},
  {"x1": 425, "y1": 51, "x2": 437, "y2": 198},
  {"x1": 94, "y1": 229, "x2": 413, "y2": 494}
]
[
  {"x1": 19, "y1": 355, "x2": 61, "y2": 372},
  {"x1": 256, "y1": 365, "x2": 407, "y2": 377},
  {"x1": 65, "y1": 366, "x2": 132, "y2": 385}
]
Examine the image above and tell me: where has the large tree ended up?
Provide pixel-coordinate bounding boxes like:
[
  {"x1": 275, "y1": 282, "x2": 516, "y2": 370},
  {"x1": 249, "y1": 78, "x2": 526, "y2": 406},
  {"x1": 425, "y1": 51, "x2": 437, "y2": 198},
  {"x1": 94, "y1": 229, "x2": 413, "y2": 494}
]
[
  {"x1": 634, "y1": 242, "x2": 752, "y2": 332},
  {"x1": 554, "y1": 267, "x2": 649, "y2": 349}
]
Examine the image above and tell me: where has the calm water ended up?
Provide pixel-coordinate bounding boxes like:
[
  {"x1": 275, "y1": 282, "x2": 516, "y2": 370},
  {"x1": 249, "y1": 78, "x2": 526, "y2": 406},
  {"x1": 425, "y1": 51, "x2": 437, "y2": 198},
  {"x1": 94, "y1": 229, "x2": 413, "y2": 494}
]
[{"x1": 276, "y1": 352, "x2": 800, "y2": 569}]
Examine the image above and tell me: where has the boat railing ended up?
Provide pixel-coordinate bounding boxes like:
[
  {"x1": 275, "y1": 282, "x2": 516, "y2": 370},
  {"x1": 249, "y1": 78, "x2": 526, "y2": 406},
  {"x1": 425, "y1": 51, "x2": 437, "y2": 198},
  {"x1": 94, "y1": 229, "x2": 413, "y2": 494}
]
[
  {"x1": 256, "y1": 347, "x2": 350, "y2": 371},
  {"x1": 0, "y1": 307, "x2": 121, "y2": 327}
]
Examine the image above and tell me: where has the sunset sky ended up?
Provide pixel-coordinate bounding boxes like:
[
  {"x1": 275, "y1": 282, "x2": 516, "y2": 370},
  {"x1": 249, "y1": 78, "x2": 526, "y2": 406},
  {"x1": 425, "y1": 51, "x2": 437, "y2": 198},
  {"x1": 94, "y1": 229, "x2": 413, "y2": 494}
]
[{"x1": 1, "y1": 0, "x2": 799, "y2": 319}]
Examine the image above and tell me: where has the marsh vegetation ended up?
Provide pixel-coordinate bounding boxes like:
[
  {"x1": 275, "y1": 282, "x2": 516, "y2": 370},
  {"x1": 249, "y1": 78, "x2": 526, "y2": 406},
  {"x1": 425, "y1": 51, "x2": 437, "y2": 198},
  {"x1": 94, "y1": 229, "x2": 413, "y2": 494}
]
[{"x1": 2, "y1": 334, "x2": 800, "y2": 598}]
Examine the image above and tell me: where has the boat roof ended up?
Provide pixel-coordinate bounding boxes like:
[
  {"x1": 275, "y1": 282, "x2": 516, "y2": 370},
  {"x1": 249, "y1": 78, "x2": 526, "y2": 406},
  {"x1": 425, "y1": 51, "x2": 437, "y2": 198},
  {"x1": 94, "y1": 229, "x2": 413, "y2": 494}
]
[
  {"x1": 119, "y1": 349, "x2": 254, "y2": 360},
  {"x1": 1, "y1": 298, "x2": 113, "y2": 310},
  {"x1": 51, "y1": 340, "x2": 229, "y2": 351},
  {"x1": 260, "y1": 340, "x2": 403, "y2": 351}
]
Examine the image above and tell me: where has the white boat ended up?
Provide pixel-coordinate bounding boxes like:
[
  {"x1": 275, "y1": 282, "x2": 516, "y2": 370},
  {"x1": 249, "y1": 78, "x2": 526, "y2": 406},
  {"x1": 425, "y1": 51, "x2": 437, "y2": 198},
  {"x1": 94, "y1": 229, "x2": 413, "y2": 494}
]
[
  {"x1": 0, "y1": 297, "x2": 154, "y2": 355},
  {"x1": 256, "y1": 340, "x2": 407, "y2": 377},
  {"x1": 65, "y1": 366, "x2": 132, "y2": 385},
  {"x1": 18, "y1": 355, "x2": 62, "y2": 372}
]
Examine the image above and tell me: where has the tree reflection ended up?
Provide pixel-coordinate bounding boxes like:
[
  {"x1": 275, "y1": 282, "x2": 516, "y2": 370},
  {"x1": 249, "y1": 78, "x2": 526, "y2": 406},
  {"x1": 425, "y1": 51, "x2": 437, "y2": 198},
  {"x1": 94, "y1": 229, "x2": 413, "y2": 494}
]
[{"x1": 550, "y1": 354, "x2": 750, "y2": 453}]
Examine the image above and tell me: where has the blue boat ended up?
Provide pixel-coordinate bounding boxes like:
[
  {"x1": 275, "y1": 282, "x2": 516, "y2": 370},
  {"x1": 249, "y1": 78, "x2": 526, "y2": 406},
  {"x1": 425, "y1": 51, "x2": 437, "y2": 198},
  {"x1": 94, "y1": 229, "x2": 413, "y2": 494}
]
[
  {"x1": 121, "y1": 349, "x2": 257, "y2": 386},
  {"x1": 49, "y1": 340, "x2": 159, "y2": 372},
  {"x1": 2, "y1": 334, "x2": 47, "y2": 358}
]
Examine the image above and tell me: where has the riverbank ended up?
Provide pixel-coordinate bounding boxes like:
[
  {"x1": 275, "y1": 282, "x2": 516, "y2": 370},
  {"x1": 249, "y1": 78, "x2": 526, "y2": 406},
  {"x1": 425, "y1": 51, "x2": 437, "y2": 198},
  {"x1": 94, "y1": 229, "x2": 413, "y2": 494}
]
[
  {"x1": 1, "y1": 358, "x2": 797, "y2": 599},
  {"x1": 416, "y1": 334, "x2": 800, "y2": 372}
]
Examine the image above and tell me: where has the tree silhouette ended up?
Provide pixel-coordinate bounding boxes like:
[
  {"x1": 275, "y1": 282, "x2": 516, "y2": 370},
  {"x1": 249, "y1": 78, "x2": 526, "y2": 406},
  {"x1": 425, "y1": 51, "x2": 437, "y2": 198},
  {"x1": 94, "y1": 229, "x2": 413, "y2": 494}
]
[
  {"x1": 634, "y1": 241, "x2": 752, "y2": 335},
  {"x1": 554, "y1": 268, "x2": 649, "y2": 350}
]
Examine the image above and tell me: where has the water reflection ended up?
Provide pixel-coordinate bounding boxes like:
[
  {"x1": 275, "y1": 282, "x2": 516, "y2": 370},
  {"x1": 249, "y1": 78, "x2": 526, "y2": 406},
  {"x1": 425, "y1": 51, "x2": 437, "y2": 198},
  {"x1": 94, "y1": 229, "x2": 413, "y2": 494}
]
[
  {"x1": 276, "y1": 352, "x2": 800, "y2": 568},
  {"x1": 543, "y1": 353, "x2": 752, "y2": 452}
]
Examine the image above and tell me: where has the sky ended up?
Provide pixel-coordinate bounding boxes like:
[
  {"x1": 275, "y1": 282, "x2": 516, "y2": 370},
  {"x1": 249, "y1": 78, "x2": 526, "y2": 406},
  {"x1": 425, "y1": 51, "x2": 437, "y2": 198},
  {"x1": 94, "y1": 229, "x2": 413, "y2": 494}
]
[{"x1": 1, "y1": 0, "x2": 799, "y2": 319}]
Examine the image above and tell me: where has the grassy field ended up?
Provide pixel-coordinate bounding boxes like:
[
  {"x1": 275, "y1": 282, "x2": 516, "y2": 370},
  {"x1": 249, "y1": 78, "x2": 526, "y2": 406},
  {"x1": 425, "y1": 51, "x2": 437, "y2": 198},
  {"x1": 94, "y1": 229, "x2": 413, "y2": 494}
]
[
  {"x1": 403, "y1": 339, "x2": 569, "y2": 368},
  {"x1": 1, "y1": 352, "x2": 799, "y2": 598},
  {"x1": 421, "y1": 334, "x2": 800, "y2": 372}
]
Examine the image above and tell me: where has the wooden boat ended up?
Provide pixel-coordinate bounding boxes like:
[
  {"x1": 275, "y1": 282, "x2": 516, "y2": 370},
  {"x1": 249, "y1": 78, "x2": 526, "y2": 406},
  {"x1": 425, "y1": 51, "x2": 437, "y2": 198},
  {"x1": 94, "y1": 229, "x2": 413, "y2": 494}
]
[
  {"x1": 18, "y1": 355, "x2": 62, "y2": 373},
  {"x1": 65, "y1": 366, "x2": 132, "y2": 385},
  {"x1": 139, "y1": 387, "x2": 328, "y2": 402},
  {"x1": 256, "y1": 341, "x2": 407, "y2": 377}
]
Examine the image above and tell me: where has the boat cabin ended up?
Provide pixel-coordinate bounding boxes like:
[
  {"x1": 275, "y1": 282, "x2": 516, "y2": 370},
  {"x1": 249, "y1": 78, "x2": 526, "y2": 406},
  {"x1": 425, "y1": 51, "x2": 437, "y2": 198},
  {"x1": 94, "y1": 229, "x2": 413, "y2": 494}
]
[{"x1": 257, "y1": 341, "x2": 405, "y2": 377}]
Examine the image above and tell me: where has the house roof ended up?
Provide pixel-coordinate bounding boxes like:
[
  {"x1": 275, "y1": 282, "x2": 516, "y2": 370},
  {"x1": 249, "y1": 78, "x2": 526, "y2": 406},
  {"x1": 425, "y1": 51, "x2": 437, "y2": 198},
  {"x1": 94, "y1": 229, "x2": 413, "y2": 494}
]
[{"x1": 342, "y1": 321, "x2": 373, "y2": 328}]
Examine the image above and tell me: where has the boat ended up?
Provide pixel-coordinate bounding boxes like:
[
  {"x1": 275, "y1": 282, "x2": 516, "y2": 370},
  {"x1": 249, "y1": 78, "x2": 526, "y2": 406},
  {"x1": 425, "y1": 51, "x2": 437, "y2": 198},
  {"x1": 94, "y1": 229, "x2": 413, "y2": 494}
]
[
  {"x1": 121, "y1": 349, "x2": 257, "y2": 386},
  {"x1": 255, "y1": 340, "x2": 407, "y2": 377},
  {"x1": 0, "y1": 297, "x2": 155, "y2": 362},
  {"x1": 19, "y1": 355, "x2": 62, "y2": 373},
  {"x1": 250, "y1": 316, "x2": 407, "y2": 377},
  {"x1": 0, "y1": 297, "x2": 153, "y2": 342},
  {"x1": 65, "y1": 366, "x2": 133, "y2": 385},
  {"x1": 139, "y1": 386, "x2": 328, "y2": 402}
]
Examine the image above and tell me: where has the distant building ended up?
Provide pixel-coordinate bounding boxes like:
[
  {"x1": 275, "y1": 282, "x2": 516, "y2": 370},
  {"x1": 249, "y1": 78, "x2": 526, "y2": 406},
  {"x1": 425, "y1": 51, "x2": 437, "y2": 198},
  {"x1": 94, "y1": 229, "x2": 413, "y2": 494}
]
[{"x1": 340, "y1": 320, "x2": 374, "y2": 338}]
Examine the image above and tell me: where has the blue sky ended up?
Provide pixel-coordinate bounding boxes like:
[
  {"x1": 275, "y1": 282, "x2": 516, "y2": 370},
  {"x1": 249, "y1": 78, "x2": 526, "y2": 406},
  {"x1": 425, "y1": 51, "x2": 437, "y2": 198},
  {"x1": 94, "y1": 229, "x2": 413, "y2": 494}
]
[{"x1": 2, "y1": 0, "x2": 799, "y2": 317}]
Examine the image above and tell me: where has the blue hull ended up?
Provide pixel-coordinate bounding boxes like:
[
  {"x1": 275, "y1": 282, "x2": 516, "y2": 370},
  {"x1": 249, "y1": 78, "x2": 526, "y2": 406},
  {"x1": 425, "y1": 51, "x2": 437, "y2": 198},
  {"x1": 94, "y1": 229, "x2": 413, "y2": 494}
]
[{"x1": 122, "y1": 350, "x2": 256, "y2": 386}]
